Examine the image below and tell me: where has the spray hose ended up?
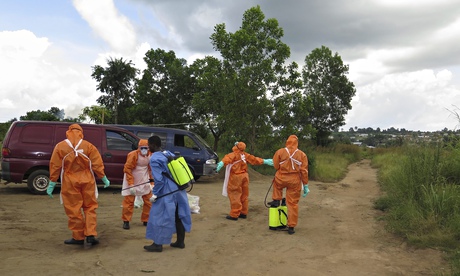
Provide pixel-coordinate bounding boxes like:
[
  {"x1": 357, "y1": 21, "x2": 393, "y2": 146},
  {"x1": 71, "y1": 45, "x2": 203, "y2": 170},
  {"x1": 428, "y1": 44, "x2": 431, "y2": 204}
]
[
  {"x1": 113, "y1": 180, "x2": 152, "y2": 194},
  {"x1": 264, "y1": 179, "x2": 275, "y2": 208}
]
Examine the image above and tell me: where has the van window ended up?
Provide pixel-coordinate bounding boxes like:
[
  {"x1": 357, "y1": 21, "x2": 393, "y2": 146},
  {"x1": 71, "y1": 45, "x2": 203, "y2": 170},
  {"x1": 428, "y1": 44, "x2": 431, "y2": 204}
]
[
  {"x1": 137, "y1": 131, "x2": 155, "y2": 139},
  {"x1": 174, "y1": 134, "x2": 200, "y2": 150},
  {"x1": 21, "y1": 125, "x2": 54, "y2": 144},
  {"x1": 106, "y1": 130, "x2": 135, "y2": 151},
  {"x1": 136, "y1": 131, "x2": 167, "y2": 146}
]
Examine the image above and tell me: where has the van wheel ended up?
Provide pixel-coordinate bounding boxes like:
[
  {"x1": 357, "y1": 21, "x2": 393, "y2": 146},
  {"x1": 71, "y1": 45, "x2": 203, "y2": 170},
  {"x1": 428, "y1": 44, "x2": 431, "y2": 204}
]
[
  {"x1": 27, "y1": 170, "x2": 50, "y2": 195},
  {"x1": 193, "y1": 175, "x2": 200, "y2": 181}
]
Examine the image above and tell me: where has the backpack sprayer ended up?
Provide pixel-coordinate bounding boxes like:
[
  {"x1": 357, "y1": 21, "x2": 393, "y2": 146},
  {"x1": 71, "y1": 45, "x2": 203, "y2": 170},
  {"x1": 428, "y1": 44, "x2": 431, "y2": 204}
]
[
  {"x1": 150, "y1": 154, "x2": 195, "y2": 202},
  {"x1": 264, "y1": 179, "x2": 288, "y2": 231}
]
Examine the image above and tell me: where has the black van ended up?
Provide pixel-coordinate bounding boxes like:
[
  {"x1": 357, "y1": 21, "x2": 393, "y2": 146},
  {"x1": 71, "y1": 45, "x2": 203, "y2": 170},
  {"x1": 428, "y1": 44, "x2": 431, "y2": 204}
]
[
  {"x1": 1, "y1": 121, "x2": 140, "y2": 194},
  {"x1": 112, "y1": 125, "x2": 218, "y2": 180}
]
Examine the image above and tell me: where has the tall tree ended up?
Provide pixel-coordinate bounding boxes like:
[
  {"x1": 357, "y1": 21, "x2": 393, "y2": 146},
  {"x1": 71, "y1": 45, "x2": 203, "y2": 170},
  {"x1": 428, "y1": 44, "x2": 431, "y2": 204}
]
[
  {"x1": 302, "y1": 46, "x2": 356, "y2": 146},
  {"x1": 80, "y1": 105, "x2": 113, "y2": 124},
  {"x1": 91, "y1": 57, "x2": 138, "y2": 124},
  {"x1": 190, "y1": 56, "x2": 230, "y2": 152},
  {"x1": 210, "y1": 5, "x2": 290, "y2": 152},
  {"x1": 271, "y1": 61, "x2": 314, "y2": 142},
  {"x1": 134, "y1": 49, "x2": 194, "y2": 126}
]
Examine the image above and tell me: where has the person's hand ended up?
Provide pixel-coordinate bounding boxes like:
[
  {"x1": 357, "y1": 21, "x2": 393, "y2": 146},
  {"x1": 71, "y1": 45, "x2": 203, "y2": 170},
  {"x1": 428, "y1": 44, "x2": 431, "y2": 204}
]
[
  {"x1": 47, "y1": 181, "x2": 56, "y2": 198},
  {"x1": 102, "y1": 176, "x2": 110, "y2": 188},
  {"x1": 130, "y1": 187, "x2": 135, "y2": 196},
  {"x1": 149, "y1": 194, "x2": 157, "y2": 203},
  {"x1": 216, "y1": 161, "x2": 224, "y2": 172},
  {"x1": 263, "y1": 159, "x2": 273, "y2": 166},
  {"x1": 302, "y1": 184, "x2": 309, "y2": 197}
]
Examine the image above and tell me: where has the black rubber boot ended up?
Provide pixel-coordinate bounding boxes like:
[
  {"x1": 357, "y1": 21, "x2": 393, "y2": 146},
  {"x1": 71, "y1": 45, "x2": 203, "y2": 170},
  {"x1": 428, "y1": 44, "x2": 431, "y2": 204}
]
[
  {"x1": 86, "y1": 236, "x2": 99, "y2": 245},
  {"x1": 226, "y1": 215, "x2": 238, "y2": 221},
  {"x1": 64, "y1": 238, "x2": 84, "y2": 245},
  {"x1": 268, "y1": 200, "x2": 281, "y2": 207},
  {"x1": 171, "y1": 207, "x2": 185, "y2": 249},
  {"x1": 144, "y1": 243, "x2": 163, "y2": 252},
  {"x1": 123, "y1": 221, "x2": 130, "y2": 230},
  {"x1": 288, "y1": 227, "x2": 295, "y2": 235},
  {"x1": 238, "y1": 214, "x2": 247, "y2": 219}
]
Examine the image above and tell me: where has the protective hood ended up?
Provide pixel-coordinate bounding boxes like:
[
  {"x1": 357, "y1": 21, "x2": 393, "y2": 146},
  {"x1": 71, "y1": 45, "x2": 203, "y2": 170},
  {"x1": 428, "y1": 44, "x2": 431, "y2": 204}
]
[
  {"x1": 66, "y1": 124, "x2": 84, "y2": 147},
  {"x1": 285, "y1": 135, "x2": 299, "y2": 150},
  {"x1": 138, "y1": 139, "x2": 148, "y2": 148},
  {"x1": 232, "y1": 141, "x2": 246, "y2": 153}
]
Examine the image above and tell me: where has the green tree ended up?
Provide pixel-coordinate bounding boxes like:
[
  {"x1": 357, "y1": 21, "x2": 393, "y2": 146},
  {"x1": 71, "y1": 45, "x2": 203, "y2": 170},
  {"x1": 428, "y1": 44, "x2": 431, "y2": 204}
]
[
  {"x1": 134, "y1": 49, "x2": 195, "y2": 126},
  {"x1": 80, "y1": 105, "x2": 113, "y2": 124},
  {"x1": 20, "y1": 107, "x2": 62, "y2": 121},
  {"x1": 302, "y1": 46, "x2": 356, "y2": 146},
  {"x1": 91, "y1": 57, "x2": 138, "y2": 124},
  {"x1": 190, "y1": 56, "x2": 229, "y2": 151},
  {"x1": 210, "y1": 5, "x2": 291, "y2": 152},
  {"x1": 271, "y1": 61, "x2": 314, "y2": 142}
]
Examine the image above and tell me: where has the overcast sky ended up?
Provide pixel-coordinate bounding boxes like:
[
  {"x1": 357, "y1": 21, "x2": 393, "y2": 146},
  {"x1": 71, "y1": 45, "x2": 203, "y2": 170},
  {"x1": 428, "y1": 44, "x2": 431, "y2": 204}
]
[{"x1": 1, "y1": 0, "x2": 459, "y2": 131}]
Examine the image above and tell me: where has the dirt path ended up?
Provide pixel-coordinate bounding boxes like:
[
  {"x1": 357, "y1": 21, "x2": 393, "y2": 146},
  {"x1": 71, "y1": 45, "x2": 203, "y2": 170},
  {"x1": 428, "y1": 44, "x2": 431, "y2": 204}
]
[{"x1": 0, "y1": 159, "x2": 448, "y2": 275}]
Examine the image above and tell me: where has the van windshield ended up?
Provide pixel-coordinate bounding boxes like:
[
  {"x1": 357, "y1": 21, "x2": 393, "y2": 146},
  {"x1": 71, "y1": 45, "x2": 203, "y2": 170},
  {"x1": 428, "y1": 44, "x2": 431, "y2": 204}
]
[{"x1": 192, "y1": 133, "x2": 215, "y2": 153}]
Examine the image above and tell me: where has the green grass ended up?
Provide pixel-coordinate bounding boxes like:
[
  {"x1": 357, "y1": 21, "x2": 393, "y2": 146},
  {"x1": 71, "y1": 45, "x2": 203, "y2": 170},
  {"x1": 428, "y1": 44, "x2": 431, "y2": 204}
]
[
  {"x1": 372, "y1": 144, "x2": 460, "y2": 275},
  {"x1": 310, "y1": 153, "x2": 349, "y2": 182}
]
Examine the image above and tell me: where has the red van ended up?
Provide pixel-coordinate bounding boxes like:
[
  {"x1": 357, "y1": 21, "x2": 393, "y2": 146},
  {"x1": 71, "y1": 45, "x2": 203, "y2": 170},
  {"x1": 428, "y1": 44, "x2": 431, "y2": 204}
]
[{"x1": 1, "y1": 121, "x2": 140, "y2": 194}]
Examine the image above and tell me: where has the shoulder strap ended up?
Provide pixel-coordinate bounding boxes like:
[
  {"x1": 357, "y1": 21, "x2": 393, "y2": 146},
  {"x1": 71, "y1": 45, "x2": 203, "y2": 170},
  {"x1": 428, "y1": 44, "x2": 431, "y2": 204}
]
[{"x1": 279, "y1": 147, "x2": 302, "y2": 170}]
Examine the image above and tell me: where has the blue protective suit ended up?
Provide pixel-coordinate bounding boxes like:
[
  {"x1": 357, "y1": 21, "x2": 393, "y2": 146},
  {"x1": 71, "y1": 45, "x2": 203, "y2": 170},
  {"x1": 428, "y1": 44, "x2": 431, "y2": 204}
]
[{"x1": 146, "y1": 150, "x2": 192, "y2": 245}]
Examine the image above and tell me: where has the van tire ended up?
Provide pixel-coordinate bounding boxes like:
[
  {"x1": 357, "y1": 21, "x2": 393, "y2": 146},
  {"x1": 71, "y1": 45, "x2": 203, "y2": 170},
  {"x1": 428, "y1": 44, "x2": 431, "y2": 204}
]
[{"x1": 27, "y1": 170, "x2": 50, "y2": 195}]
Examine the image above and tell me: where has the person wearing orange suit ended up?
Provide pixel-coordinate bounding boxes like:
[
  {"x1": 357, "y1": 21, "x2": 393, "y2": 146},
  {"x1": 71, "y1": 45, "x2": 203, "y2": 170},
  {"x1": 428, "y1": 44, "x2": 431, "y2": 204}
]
[
  {"x1": 270, "y1": 135, "x2": 309, "y2": 235},
  {"x1": 216, "y1": 141, "x2": 273, "y2": 220},
  {"x1": 47, "y1": 124, "x2": 110, "y2": 245},
  {"x1": 121, "y1": 139, "x2": 153, "y2": 230}
]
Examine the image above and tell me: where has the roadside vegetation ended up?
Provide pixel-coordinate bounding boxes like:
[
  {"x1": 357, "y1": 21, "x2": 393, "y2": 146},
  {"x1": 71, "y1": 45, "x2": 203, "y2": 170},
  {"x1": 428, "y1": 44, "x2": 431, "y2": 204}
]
[
  {"x1": 243, "y1": 136, "x2": 460, "y2": 275},
  {"x1": 372, "y1": 140, "x2": 460, "y2": 275}
]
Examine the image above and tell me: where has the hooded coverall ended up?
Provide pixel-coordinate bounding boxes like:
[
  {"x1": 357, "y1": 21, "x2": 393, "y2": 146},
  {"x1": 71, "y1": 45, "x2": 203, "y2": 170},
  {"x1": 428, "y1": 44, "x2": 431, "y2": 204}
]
[
  {"x1": 146, "y1": 150, "x2": 191, "y2": 245},
  {"x1": 121, "y1": 139, "x2": 153, "y2": 224},
  {"x1": 49, "y1": 124, "x2": 106, "y2": 241},
  {"x1": 272, "y1": 135, "x2": 309, "y2": 228},
  {"x1": 221, "y1": 142, "x2": 264, "y2": 219}
]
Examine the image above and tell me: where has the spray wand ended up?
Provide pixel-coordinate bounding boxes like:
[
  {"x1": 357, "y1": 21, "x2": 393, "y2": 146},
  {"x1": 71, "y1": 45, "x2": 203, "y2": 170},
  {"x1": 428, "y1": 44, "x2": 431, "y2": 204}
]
[{"x1": 113, "y1": 180, "x2": 153, "y2": 194}]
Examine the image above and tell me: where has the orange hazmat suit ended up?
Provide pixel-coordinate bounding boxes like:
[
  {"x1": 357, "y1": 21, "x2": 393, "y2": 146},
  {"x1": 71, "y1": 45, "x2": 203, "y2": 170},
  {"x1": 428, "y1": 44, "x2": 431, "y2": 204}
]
[
  {"x1": 49, "y1": 124, "x2": 106, "y2": 241},
  {"x1": 121, "y1": 139, "x2": 153, "y2": 224},
  {"x1": 221, "y1": 142, "x2": 264, "y2": 219},
  {"x1": 272, "y1": 135, "x2": 309, "y2": 228}
]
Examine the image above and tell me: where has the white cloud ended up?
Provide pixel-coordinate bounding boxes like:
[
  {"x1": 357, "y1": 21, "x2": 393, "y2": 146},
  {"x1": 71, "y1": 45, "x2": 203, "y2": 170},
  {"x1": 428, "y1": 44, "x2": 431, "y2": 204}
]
[
  {"x1": 72, "y1": 0, "x2": 137, "y2": 54},
  {"x1": 344, "y1": 69, "x2": 458, "y2": 131},
  {"x1": 0, "y1": 30, "x2": 97, "y2": 121}
]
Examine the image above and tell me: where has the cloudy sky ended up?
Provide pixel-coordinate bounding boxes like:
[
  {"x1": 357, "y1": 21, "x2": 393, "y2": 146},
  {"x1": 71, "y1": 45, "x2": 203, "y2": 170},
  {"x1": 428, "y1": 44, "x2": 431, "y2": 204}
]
[{"x1": 1, "y1": 0, "x2": 459, "y2": 131}]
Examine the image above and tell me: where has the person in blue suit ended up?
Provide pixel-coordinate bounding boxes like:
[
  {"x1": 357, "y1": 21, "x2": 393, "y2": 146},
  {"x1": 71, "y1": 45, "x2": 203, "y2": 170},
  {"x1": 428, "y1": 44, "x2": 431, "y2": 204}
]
[{"x1": 144, "y1": 135, "x2": 192, "y2": 252}]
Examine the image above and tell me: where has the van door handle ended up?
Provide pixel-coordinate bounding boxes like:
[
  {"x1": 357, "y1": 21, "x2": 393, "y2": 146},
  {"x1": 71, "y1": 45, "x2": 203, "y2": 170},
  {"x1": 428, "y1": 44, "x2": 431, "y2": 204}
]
[
  {"x1": 174, "y1": 151, "x2": 181, "y2": 155},
  {"x1": 104, "y1": 153, "x2": 112, "y2": 158}
]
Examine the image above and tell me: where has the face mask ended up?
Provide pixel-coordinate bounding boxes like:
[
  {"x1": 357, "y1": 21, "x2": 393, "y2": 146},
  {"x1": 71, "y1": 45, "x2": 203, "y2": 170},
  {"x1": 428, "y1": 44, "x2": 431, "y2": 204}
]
[{"x1": 140, "y1": 148, "x2": 148, "y2": 156}]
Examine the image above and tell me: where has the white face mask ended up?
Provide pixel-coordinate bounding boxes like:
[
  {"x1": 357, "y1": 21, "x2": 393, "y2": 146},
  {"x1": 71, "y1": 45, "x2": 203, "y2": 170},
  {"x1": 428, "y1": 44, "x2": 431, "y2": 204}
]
[{"x1": 140, "y1": 149, "x2": 148, "y2": 156}]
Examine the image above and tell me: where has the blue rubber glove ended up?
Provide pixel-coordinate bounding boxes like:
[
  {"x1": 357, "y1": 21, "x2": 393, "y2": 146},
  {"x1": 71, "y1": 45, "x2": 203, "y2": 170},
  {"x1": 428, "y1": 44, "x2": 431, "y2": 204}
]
[
  {"x1": 263, "y1": 159, "x2": 273, "y2": 166},
  {"x1": 302, "y1": 184, "x2": 309, "y2": 197},
  {"x1": 216, "y1": 161, "x2": 224, "y2": 172},
  {"x1": 47, "y1": 181, "x2": 56, "y2": 198},
  {"x1": 102, "y1": 176, "x2": 110, "y2": 188}
]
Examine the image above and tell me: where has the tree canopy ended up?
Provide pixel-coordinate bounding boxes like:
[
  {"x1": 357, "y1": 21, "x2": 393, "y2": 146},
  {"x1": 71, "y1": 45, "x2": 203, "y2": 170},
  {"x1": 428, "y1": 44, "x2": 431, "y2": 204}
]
[
  {"x1": 302, "y1": 46, "x2": 356, "y2": 146},
  {"x1": 91, "y1": 57, "x2": 138, "y2": 124}
]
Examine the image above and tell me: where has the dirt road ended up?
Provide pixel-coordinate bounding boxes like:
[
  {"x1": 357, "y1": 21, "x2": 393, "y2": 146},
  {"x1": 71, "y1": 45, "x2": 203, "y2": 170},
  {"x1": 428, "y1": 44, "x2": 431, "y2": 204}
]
[{"x1": 0, "y1": 159, "x2": 448, "y2": 275}]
